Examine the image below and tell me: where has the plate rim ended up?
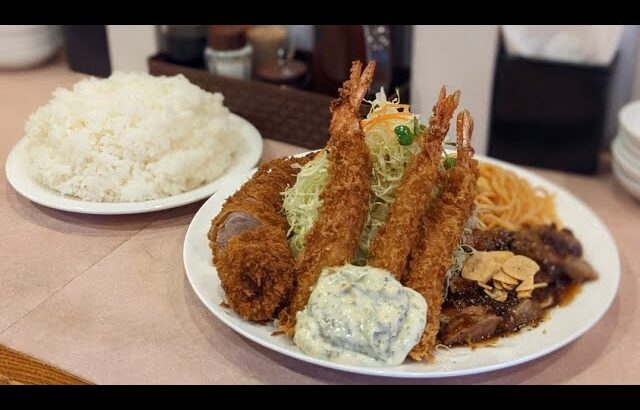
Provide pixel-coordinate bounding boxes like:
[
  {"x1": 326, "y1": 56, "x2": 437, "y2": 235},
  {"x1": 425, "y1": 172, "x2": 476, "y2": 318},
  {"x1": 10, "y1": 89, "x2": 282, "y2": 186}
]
[
  {"x1": 619, "y1": 100, "x2": 640, "y2": 143},
  {"x1": 4, "y1": 113, "x2": 263, "y2": 215},
  {"x1": 612, "y1": 137, "x2": 640, "y2": 183},
  {"x1": 183, "y1": 152, "x2": 620, "y2": 378}
]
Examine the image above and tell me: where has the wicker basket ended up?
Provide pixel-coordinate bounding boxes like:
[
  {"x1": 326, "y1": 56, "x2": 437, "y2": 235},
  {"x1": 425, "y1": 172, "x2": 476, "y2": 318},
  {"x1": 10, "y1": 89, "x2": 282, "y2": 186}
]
[{"x1": 148, "y1": 55, "x2": 333, "y2": 150}]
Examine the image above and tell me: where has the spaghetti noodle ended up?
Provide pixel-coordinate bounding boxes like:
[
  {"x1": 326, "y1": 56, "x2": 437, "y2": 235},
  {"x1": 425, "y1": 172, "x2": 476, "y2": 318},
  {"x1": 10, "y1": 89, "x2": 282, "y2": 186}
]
[{"x1": 475, "y1": 163, "x2": 560, "y2": 230}]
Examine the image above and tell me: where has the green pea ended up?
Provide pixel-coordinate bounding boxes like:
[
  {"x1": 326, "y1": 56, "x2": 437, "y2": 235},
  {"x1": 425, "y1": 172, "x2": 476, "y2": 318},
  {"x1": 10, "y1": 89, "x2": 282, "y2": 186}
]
[
  {"x1": 395, "y1": 125, "x2": 414, "y2": 146},
  {"x1": 443, "y1": 156, "x2": 457, "y2": 169}
]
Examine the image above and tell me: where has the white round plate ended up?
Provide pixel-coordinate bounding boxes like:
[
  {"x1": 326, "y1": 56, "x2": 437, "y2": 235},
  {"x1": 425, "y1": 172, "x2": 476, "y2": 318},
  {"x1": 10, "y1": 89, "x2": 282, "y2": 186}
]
[
  {"x1": 183, "y1": 153, "x2": 620, "y2": 378},
  {"x1": 5, "y1": 113, "x2": 263, "y2": 215},
  {"x1": 617, "y1": 131, "x2": 640, "y2": 160},
  {"x1": 619, "y1": 100, "x2": 640, "y2": 144},
  {"x1": 612, "y1": 159, "x2": 640, "y2": 201},
  {"x1": 612, "y1": 137, "x2": 640, "y2": 182}
]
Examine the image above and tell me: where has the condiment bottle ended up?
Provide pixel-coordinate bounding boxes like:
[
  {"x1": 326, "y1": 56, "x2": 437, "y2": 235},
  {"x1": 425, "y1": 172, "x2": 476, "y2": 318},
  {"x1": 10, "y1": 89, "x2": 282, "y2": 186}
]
[
  {"x1": 246, "y1": 25, "x2": 288, "y2": 74},
  {"x1": 204, "y1": 25, "x2": 252, "y2": 80}
]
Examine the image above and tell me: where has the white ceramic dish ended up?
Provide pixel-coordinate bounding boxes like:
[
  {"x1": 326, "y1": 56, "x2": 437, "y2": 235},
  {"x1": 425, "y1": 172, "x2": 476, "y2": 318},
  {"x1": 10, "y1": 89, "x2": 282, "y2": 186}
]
[
  {"x1": 612, "y1": 159, "x2": 640, "y2": 201},
  {"x1": 0, "y1": 25, "x2": 54, "y2": 35},
  {"x1": 612, "y1": 137, "x2": 640, "y2": 182},
  {"x1": 618, "y1": 130, "x2": 640, "y2": 160},
  {"x1": 183, "y1": 153, "x2": 620, "y2": 378},
  {"x1": 0, "y1": 26, "x2": 61, "y2": 69},
  {"x1": 619, "y1": 100, "x2": 640, "y2": 144},
  {"x1": 5, "y1": 113, "x2": 263, "y2": 215},
  {"x1": 0, "y1": 26, "x2": 60, "y2": 45}
]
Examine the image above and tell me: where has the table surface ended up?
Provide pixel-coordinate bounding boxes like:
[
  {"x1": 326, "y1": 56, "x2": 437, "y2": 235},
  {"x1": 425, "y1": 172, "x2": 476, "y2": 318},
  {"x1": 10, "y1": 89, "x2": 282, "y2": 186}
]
[{"x1": 1, "y1": 58, "x2": 639, "y2": 385}]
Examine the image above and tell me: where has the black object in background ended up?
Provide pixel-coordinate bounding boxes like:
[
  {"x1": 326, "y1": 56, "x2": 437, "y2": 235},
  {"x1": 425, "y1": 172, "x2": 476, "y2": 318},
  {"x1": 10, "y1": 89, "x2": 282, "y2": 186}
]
[
  {"x1": 488, "y1": 43, "x2": 617, "y2": 175},
  {"x1": 159, "y1": 25, "x2": 207, "y2": 68},
  {"x1": 62, "y1": 25, "x2": 111, "y2": 77}
]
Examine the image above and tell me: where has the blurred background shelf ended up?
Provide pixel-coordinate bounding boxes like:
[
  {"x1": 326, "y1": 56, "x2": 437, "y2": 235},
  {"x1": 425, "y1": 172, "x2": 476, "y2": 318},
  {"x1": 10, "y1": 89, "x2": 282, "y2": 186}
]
[{"x1": 37, "y1": 24, "x2": 640, "y2": 175}]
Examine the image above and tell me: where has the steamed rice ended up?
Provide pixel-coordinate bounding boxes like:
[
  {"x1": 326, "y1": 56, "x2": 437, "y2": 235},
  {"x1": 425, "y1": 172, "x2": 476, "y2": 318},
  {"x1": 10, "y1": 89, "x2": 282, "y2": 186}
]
[{"x1": 24, "y1": 72, "x2": 243, "y2": 202}]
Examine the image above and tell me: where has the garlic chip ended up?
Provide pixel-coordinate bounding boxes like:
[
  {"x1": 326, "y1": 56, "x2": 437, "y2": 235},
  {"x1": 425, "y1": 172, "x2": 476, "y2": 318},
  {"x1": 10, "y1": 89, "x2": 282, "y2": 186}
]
[
  {"x1": 462, "y1": 252, "x2": 501, "y2": 283},
  {"x1": 493, "y1": 271, "x2": 519, "y2": 285},
  {"x1": 517, "y1": 290, "x2": 533, "y2": 299},
  {"x1": 477, "y1": 281, "x2": 493, "y2": 290},
  {"x1": 463, "y1": 251, "x2": 547, "y2": 302},
  {"x1": 484, "y1": 288, "x2": 508, "y2": 302},
  {"x1": 515, "y1": 276, "x2": 535, "y2": 292},
  {"x1": 501, "y1": 282, "x2": 516, "y2": 291},
  {"x1": 491, "y1": 251, "x2": 515, "y2": 265},
  {"x1": 502, "y1": 255, "x2": 540, "y2": 281}
]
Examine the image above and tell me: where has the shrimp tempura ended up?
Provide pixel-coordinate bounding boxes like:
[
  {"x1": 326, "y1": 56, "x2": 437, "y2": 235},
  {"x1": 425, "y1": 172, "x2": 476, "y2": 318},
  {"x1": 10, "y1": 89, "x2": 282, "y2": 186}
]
[
  {"x1": 279, "y1": 61, "x2": 375, "y2": 336},
  {"x1": 403, "y1": 110, "x2": 479, "y2": 361},
  {"x1": 367, "y1": 87, "x2": 460, "y2": 279}
]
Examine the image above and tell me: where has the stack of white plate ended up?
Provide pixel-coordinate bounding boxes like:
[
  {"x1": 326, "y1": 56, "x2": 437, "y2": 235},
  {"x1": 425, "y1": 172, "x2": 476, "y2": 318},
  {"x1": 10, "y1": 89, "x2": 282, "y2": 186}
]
[
  {"x1": 0, "y1": 25, "x2": 62, "y2": 69},
  {"x1": 612, "y1": 100, "x2": 640, "y2": 201}
]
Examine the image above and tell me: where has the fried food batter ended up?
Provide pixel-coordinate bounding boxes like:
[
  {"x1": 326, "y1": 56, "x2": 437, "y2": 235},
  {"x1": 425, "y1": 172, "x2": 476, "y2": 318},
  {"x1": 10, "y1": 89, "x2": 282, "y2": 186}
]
[
  {"x1": 279, "y1": 61, "x2": 375, "y2": 335},
  {"x1": 367, "y1": 87, "x2": 460, "y2": 279},
  {"x1": 403, "y1": 110, "x2": 479, "y2": 361},
  {"x1": 208, "y1": 154, "x2": 314, "y2": 322}
]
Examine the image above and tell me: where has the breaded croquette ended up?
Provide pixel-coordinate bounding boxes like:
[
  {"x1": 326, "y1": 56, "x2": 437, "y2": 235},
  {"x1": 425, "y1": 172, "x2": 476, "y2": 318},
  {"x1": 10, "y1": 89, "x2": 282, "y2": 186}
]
[{"x1": 209, "y1": 154, "x2": 314, "y2": 322}]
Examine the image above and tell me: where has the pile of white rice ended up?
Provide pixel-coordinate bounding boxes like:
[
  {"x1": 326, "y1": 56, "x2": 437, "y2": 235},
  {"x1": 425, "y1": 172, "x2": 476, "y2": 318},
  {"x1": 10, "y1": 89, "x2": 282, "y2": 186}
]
[{"x1": 25, "y1": 72, "x2": 242, "y2": 202}]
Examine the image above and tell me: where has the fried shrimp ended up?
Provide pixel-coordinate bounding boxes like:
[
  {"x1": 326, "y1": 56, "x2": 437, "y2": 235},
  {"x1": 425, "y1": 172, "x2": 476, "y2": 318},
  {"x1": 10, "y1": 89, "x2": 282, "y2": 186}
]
[
  {"x1": 279, "y1": 61, "x2": 375, "y2": 335},
  {"x1": 403, "y1": 110, "x2": 479, "y2": 361},
  {"x1": 367, "y1": 87, "x2": 460, "y2": 279},
  {"x1": 208, "y1": 154, "x2": 315, "y2": 322}
]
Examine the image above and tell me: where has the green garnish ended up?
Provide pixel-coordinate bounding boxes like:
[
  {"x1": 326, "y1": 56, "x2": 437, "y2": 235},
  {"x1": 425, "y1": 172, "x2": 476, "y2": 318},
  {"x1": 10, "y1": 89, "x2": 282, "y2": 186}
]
[
  {"x1": 443, "y1": 156, "x2": 457, "y2": 169},
  {"x1": 413, "y1": 117, "x2": 420, "y2": 135},
  {"x1": 394, "y1": 125, "x2": 414, "y2": 146}
]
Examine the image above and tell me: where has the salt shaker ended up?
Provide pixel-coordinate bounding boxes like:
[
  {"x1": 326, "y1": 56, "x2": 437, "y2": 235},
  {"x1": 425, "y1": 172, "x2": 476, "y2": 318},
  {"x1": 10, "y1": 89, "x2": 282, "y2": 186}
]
[{"x1": 204, "y1": 25, "x2": 253, "y2": 80}]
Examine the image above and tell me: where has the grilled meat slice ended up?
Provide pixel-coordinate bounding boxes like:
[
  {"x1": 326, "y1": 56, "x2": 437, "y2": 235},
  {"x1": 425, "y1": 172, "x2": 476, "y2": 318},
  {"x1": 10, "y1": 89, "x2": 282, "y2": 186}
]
[
  {"x1": 441, "y1": 276, "x2": 545, "y2": 345},
  {"x1": 468, "y1": 225, "x2": 598, "y2": 283},
  {"x1": 440, "y1": 305, "x2": 502, "y2": 346},
  {"x1": 438, "y1": 224, "x2": 596, "y2": 346}
]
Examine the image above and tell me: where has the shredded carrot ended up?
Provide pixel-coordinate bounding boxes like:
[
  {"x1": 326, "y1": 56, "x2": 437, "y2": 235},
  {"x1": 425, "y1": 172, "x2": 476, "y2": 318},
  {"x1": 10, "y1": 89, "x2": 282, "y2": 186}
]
[{"x1": 362, "y1": 112, "x2": 414, "y2": 131}]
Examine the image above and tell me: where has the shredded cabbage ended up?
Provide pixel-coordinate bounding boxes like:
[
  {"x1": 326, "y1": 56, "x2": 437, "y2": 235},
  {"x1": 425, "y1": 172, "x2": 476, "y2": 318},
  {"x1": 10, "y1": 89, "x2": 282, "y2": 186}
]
[
  {"x1": 443, "y1": 211, "x2": 479, "y2": 298},
  {"x1": 282, "y1": 152, "x2": 329, "y2": 256},
  {"x1": 354, "y1": 89, "x2": 422, "y2": 264},
  {"x1": 282, "y1": 88, "x2": 423, "y2": 261}
]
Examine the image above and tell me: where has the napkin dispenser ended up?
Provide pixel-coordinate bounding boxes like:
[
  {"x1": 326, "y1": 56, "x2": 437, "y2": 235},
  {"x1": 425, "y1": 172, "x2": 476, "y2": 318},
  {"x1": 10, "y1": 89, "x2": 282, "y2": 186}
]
[{"x1": 488, "y1": 42, "x2": 618, "y2": 174}]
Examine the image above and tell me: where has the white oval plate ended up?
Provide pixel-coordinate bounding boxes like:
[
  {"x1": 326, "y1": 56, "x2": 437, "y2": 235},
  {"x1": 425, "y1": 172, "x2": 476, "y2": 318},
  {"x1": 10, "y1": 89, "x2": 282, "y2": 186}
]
[
  {"x1": 183, "y1": 153, "x2": 620, "y2": 378},
  {"x1": 5, "y1": 113, "x2": 263, "y2": 215}
]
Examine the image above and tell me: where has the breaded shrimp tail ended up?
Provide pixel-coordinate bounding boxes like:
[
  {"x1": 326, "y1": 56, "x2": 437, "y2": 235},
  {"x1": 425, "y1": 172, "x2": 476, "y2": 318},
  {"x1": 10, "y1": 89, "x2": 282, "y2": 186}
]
[
  {"x1": 279, "y1": 61, "x2": 375, "y2": 335},
  {"x1": 209, "y1": 154, "x2": 315, "y2": 322},
  {"x1": 367, "y1": 87, "x2": 460, "y2": 279},
  {"x1": 404, "y1": 110, "x2": 479, "y2": 361}
]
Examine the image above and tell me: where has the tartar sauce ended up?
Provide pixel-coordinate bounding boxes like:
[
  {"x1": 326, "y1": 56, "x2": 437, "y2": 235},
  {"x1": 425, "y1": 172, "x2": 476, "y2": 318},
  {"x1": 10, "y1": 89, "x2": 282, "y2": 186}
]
[{"x1": 294, "y1": 264, "x2": 427, "y2": 366}]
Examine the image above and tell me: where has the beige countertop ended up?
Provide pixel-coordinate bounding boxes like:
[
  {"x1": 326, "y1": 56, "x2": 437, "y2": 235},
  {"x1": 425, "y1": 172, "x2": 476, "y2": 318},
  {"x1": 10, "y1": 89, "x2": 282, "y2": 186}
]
[{"x1": 1, "y1": 58, "x2": 639, "y2": 384}]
